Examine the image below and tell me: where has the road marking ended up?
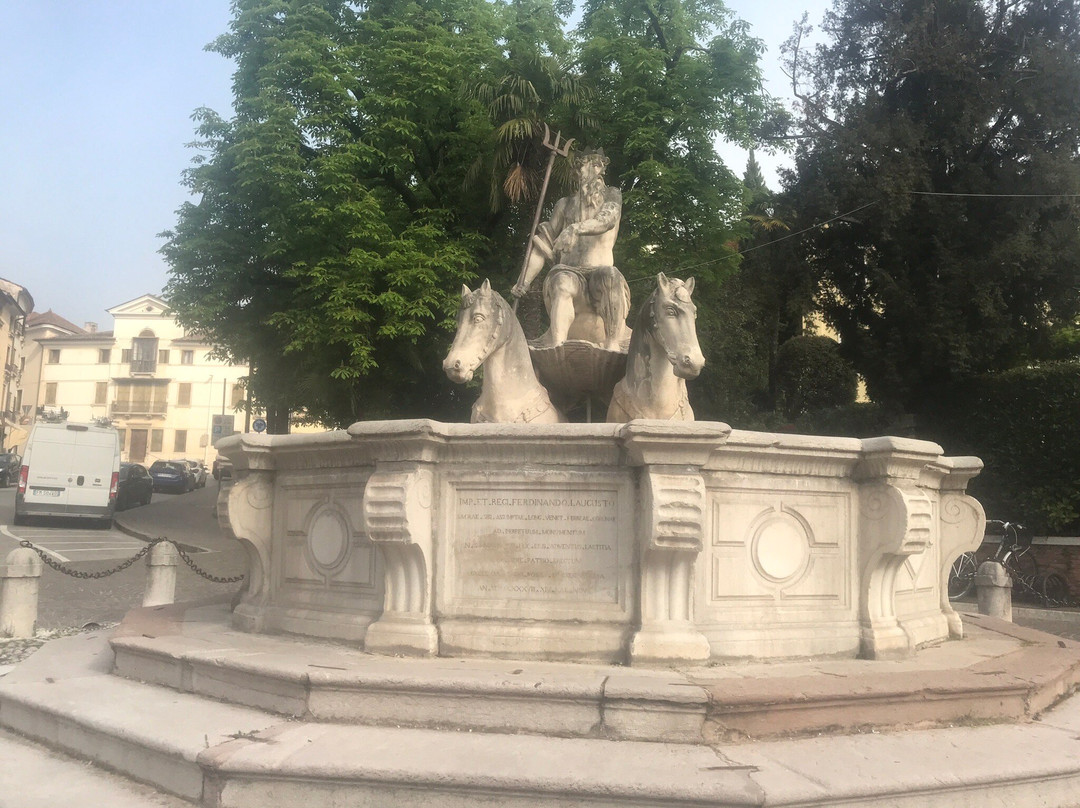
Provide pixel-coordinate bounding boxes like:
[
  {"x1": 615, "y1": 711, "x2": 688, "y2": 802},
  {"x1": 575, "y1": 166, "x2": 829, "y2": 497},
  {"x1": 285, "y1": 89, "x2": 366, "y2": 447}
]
[{"x1": 0, "y1": 525, "x2": 70, "y2": 562}]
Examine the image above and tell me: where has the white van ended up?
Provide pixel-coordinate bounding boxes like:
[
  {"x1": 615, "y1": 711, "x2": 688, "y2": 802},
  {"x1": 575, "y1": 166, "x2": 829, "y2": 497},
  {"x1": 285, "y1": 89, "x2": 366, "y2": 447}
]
[{"x1": 14, "y1": 421, "x2": 121, "y2": 528}]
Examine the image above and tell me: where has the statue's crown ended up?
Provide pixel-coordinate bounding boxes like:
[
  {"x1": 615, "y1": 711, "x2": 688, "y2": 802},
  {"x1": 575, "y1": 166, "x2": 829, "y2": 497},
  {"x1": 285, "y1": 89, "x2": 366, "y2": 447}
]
[{"x1": 575, "y1": 147, "x2": 609, "y2": 168}]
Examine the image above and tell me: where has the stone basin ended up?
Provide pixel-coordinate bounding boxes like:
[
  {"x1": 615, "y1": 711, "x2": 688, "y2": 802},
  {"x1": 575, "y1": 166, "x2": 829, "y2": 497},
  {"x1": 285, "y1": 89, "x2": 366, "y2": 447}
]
[{"x1": 216, "y1": 419, "x2": 985, "y2": 666}]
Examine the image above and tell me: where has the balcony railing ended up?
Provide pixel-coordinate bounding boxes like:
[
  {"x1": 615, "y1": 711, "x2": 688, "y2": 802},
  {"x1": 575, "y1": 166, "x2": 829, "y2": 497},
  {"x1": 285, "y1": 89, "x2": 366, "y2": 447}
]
[
  {"x1": 130, "y1": 359, "x2": 157, "y2": 374},
  {"x1": 111, "y1": 400, "x2": 167, "y2": 417}
]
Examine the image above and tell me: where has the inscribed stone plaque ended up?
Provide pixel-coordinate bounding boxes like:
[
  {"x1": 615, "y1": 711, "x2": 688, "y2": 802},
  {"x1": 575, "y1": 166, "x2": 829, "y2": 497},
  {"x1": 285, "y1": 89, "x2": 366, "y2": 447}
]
[{"x1": 453, "y1": 487, "x2": 620, "y2": 603}]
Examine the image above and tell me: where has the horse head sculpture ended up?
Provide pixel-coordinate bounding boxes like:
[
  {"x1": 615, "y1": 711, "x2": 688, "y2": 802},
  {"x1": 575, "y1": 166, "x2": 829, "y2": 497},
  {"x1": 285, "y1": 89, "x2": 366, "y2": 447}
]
[
  {"x1": 444, "y1": 279, "x2": 565, "y2": 424},
  {"x1": 606, "y1": 272, "x2": 704, "y2": 422}
]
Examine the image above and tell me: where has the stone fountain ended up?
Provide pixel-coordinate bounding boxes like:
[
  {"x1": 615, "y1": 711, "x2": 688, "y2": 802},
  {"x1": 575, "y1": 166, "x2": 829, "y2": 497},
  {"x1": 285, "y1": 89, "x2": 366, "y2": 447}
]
[{"x1": 4, "y1": 145, "x2": 1079, "y2": 808}]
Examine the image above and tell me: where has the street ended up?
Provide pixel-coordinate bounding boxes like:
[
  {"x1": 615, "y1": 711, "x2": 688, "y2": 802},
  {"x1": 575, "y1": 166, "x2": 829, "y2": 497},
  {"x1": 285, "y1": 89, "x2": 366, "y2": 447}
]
[{"x1": 0, "y1": 484, "x2": 244, "y2": 630}]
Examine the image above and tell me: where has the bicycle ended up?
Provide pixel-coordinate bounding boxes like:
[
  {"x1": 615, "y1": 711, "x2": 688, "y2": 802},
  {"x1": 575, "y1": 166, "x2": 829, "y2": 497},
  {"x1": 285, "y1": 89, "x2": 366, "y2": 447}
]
[{"x1": 948, "y1": 520, "x2": 1071, "y2": 606}]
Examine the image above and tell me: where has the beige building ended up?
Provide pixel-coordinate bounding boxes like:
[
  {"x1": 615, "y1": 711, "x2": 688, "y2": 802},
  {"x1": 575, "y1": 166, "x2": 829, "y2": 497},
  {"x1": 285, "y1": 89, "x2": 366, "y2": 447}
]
[
  {"x1": 23, "y1": 294, "x2": 248, "y2": 465},
  {"x1": 0, "y1": 277, "x2": 35, "y2": 451}
]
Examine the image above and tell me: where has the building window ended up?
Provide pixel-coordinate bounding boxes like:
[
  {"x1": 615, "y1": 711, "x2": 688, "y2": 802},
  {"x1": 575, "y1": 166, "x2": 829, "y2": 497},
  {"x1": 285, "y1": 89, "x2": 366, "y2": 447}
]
[
  {"x1": 94, "y1": 382, "x2": 108, "y2": 406},
  {"x1": 174, "y1": 430, "x2": 187, "y2": 452},
  {"x1": 150, "y1": 429, "x2": 163, "y2": 453},
  {"x1": 122, "y1": 348, "x2": 132, "y2": 363},
  {"x1": 177, "y1": 382, "x2": 192, "y2": 407},
  {"x1": 98, "y1": 349, "x2": 111, "y2": 364},
  {"x1": 181, "y1": 350, "x2": 194, "y2": 365},
  {"x1": 112, "y1": 381, "x2": 168, "y2": 416},
  {"x1": 131, "y1": 330, "x2": 158, "y2": 373},
  {"x1": 45, "y1": 383, "x2": 58, "y2": 405},
  {"x1": 231, "y1": 383, "x2": 245, "y2": 408},
  {"x1": 47, "y1": 349, "x2": 60, "y2": 364},
  {"x1": 158, "y1": 349, "x2": 170, "y2": 365}
]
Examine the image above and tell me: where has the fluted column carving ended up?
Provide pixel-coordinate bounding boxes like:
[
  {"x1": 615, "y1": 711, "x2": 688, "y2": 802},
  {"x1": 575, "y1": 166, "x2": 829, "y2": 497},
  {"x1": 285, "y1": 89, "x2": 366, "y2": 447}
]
[
  {"x1": 223, "y1": 471, "x2": 275, "y2": 632},
  {"x1": 855, "y1": 437, "x2": 941, "y2": 660},
  {"x1": 362, "y1": 465, "x2": 438, "y2": 656},
  {"x1": 936, "y1": 457, "x2": 986, "y2": 638},
  {"x1": 622, "y1": 421, "x2": 729, "y2": 665}
]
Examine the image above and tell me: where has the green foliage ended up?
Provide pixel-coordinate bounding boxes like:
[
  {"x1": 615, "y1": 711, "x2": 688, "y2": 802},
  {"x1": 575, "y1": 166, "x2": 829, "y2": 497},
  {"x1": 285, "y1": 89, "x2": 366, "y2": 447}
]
[
  {"x1": 784, "y1": 0, "x2": 1080, "y2": 409},
  {"x1": 1048, "y1": 323, "x2": 1080, "y2": 360},
  {"x1": 576, "y1": 0, "x2": 781, "y2": 283},
  {"x1": 773, "y1": 335, "x2": 857, "y2": 418},
  {"x1": 918, "y1": 362, "x2": 1080, "y2": 534},
  {"x1": 163, "y1": 0, "x2": 783, "y2": 427},
  {"x1": 163, "y1": 0, "x2": 499, "y2": 427}
]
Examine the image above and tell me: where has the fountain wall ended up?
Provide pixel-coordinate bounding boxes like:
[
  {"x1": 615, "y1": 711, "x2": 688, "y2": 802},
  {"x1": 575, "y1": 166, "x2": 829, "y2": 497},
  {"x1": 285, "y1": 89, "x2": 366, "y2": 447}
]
[{"x1": 217, "y1": 419, "x2": 984, "y2": 664}]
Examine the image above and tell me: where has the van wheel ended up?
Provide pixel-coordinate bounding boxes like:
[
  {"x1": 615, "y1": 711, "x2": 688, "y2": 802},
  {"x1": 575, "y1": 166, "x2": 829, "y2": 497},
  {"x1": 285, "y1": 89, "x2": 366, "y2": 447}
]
[
  {"x1": 12, "y1": 512, "x2": 25, "y2": 526},
  {"x1": 99, "y1": 517, "x2": 114, "y2": 530}
]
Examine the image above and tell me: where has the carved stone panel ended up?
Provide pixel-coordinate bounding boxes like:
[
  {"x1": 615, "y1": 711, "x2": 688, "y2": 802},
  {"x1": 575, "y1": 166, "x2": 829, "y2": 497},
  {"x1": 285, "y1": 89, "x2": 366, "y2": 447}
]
[
  {"x1": 438, "y1": 473, "x2": 633, "y2": 622},
  {"x1": 706, "y1": 490, "x2": 852, "y2": 608}
]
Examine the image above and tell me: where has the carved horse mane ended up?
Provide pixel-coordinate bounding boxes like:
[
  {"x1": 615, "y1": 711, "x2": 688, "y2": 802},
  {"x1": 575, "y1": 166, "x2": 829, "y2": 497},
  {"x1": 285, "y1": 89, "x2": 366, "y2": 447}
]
[
  {"x1": 443, "y1": 280, "x2": 565, "y2": 424},
  {"x1": 606, "y1": 272, "x2": 704, "y2": 422}
]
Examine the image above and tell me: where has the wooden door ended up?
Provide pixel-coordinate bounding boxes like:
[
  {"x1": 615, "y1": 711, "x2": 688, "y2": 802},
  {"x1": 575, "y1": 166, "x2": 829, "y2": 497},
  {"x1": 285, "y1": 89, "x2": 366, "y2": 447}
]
[{"x1": 130, "y1": 429, "x2": 148, "y2": 462}]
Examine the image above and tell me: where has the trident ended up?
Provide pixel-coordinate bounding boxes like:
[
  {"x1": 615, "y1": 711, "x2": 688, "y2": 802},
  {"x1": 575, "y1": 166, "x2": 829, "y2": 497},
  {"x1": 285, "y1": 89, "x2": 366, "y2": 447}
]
[{"x1": 512, "y1": 124, "x2": 575, "y2": 313}]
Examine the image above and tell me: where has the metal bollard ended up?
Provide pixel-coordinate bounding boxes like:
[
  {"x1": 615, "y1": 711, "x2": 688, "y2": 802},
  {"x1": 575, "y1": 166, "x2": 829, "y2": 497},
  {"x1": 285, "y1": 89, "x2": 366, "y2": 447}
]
[
  {"x1": 1, "y1": 547, "x2": 44, "y2": 639},
  {"x1": 976, "y1": 560, "x2": 1013, "y2": 621},
  {"x1": 143, "y1": 541, "x2": 178, "y2": 607}
]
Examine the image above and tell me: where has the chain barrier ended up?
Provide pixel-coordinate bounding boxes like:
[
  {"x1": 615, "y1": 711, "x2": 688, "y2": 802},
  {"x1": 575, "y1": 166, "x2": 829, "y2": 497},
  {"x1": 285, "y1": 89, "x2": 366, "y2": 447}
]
[
  {"x1": 169, "y1": 539, "x2": 245, "y2": 584},
  {"x1": 19, "y1": 538, "x2": 244, "y2": 585}
]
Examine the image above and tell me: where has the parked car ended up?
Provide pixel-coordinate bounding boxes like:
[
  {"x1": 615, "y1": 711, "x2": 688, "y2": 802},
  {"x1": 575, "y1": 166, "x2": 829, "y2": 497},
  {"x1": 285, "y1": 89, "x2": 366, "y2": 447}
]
[
  {"x1": 116, "y1": 463, "x2": 153, "y2": 510},
  {"x1": 212, "y1": 456, "x2": 233, "y2": 481},
  {"x1": 149, "y1": 460, "x2": 195, "y2": 494},
  {"x1": 0, "y1": 452, "x2": 20, "y2": 487},
  {"x1": 182, "y1": 459, "x2": 208, "y2": 488}
]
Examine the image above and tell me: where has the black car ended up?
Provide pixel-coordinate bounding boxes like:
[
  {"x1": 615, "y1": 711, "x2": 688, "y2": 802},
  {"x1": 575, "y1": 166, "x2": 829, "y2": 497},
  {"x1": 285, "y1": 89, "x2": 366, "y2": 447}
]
[
  {"x1": 116, "y1": 463, "x2": 153, "y2": 510},
  {"x1": 0, "y1": 452, "x2": 20, "y2": 487},
  {"x1": 149, "y1": 460, "x2": 195, "y2": 493}
]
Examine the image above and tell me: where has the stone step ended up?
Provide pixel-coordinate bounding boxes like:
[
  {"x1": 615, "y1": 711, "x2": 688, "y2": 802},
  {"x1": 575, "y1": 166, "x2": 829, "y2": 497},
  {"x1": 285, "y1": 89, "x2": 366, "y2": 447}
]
[
  {"x1": 0, "y1": 631, "x2": 281, "y2": 803},
  {"x1": 112, "y1": 602, "x2": 709, "y2": 743},
  {"x1": 0, "y1": 728, "x2": 196, "y2": 808},
  {"x1": 111, "y1": 602, "x2": 1080, "y2": 743},
  {"x1": 6, "y1": 623, "x2": 1080, "y2": 807}
]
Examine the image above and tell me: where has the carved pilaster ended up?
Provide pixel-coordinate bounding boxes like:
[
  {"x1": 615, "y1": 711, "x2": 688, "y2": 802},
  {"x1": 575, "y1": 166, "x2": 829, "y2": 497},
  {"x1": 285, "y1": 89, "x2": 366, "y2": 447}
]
[
  {"x1": 855, "y1": 437, "x2": 941, "y2": 660},
  {"x1": 362, "y1": 465, "x2": 438, "y2": 656},
  {"x1": 935, "y1": 457, "x2": 986, "y2": 638},
  {"x1": 224, "y1": 471, "x2": 275, "y2": 633},
  {"x1": 621, "y1": 421, "x2": 728, "y2": 665}
]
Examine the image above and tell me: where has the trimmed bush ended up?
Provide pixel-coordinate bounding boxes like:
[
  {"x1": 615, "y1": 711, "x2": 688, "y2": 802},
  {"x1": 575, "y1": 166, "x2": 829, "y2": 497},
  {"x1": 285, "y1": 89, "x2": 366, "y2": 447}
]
[{"x1": 918, "y1": 361, "x2": 1080, "y2": 533}]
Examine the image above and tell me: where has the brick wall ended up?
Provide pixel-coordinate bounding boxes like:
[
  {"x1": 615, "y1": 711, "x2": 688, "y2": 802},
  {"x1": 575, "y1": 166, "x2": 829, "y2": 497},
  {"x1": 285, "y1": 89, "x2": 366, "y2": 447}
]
[{"x1": 1029, "y1": 544, "x2": 1080, "y2": 595}]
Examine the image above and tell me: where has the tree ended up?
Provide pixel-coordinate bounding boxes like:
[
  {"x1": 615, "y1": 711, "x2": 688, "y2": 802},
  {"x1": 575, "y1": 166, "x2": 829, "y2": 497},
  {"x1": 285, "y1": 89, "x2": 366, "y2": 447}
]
[
  {"x1": 575, "y1": 0, "x2": 779, "y2": 281},
  {"x1": 163, "y1": 0, "x2": 782, "y2": 427},
  {"x1": 783, "y1": 0, "x2": 1080, "y2": 409},
  {"x1": 163, "y1": 0, "x2": 499, "y2": 429}
]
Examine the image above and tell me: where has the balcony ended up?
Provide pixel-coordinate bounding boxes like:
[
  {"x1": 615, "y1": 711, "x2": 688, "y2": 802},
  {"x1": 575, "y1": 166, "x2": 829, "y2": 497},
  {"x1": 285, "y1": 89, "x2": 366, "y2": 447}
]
[
  {"x1": 111, "y1": 400, "x2": 167, "y2": 417},
  {"x1": 130, "y1": 359, "x2": 157, "y2": 374}
]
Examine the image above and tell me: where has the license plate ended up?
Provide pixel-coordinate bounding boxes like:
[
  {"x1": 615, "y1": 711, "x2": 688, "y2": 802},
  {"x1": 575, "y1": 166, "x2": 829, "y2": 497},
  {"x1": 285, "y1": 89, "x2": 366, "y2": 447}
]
[{"x1": 31, "y1": 488, "x2": 61, "y2": 498}]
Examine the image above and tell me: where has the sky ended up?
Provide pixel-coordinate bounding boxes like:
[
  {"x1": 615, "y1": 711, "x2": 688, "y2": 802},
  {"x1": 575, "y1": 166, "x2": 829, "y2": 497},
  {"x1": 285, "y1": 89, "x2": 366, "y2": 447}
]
[{"x1": 1, "y1": 0, "x2": 829, "y2": 329}]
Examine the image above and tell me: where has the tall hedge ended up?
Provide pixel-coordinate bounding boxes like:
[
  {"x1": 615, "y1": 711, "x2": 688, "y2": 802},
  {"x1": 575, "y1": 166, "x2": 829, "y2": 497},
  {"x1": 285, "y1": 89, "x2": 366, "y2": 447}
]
[
  {"x1": 918, "y1": 361, "x2": 1080, "y2": 533},
  {"x1": 773, "y1": 336, "x2": 858, "y2": 418}
]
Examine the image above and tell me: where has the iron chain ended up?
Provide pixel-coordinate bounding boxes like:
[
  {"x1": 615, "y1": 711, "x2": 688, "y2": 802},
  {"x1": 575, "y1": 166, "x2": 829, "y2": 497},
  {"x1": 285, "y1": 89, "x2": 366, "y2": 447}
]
[
  {"x1": 169, "y1": 539, "x2": 245, "y2": 584},
  {"x1": 21, "y1": 539, "x2": 158, "y2": 579},
  {"x1": 19, "y1": 538, "x2": 244, "y2": 585}
]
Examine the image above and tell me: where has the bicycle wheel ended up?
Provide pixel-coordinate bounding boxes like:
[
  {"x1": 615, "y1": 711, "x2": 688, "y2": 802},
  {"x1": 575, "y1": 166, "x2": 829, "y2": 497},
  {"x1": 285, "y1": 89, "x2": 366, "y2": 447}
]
[
  {"x1": 948, "y1": 552, "x2": 978, "y2": 600},
  {"x1": 1039, "y1": 572, "x2": 1071, "y2": 607}
]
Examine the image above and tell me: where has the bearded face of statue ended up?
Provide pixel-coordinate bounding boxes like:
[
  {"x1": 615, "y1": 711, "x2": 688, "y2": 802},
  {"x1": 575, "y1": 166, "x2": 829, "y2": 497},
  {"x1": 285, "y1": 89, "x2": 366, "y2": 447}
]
[{"x1": 578, "y1": 156, "x2": 607, "y2": 215}]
